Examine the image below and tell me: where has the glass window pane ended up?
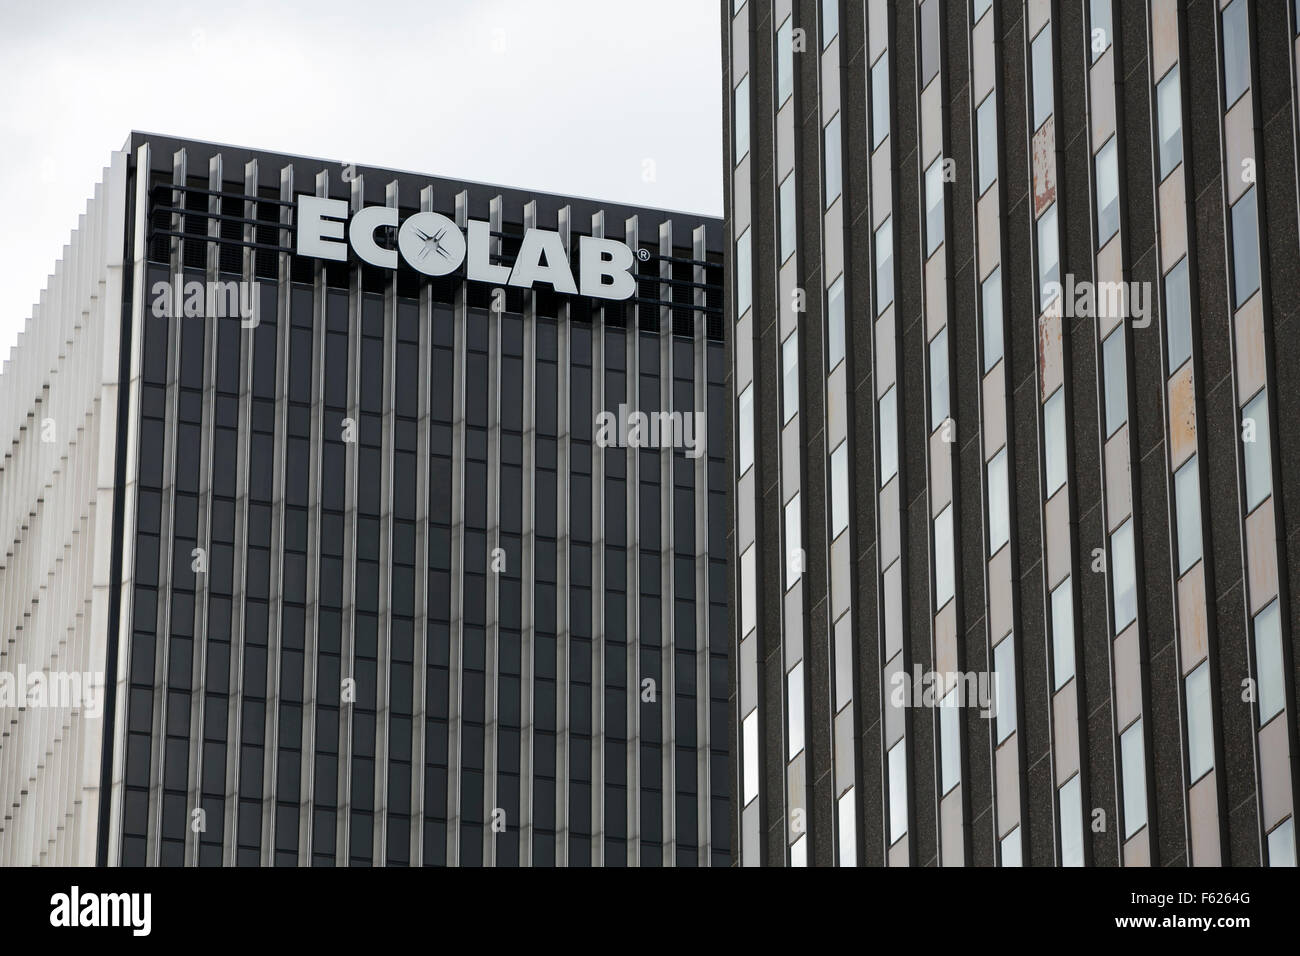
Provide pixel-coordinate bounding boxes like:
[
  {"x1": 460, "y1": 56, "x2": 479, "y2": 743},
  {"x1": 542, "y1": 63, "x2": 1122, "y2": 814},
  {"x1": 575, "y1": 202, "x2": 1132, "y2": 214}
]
[
  {"x1": 934, "y1": 504, "x2": 955, "y2": 610},
  {"x1": 777, "y1": 17, "x2": 794, "y2": 106},
  {"x1": 879, "y1": 386, "x2": 898, "y2": 485},
  {"x1": 888, "y1": 740, "x2": 907, "y2": 843},
  {"x1": 1090, "y1": 0, "x2": 1112, "y2": 61},
  {"x1": 1044, "y1": 387, "x2": 1067, "y2": 496},
  {"x1": 828, "y1": 276, "x2": 845, "y2": 370},
  {"x1": 822, "y1": 0, "x2": 838, "y2": 47},
  {"x1": 738, "y1": 384, "x2": 754, "y2": 476},
  {"x1": 838, "y1": 788, "x2": 857, "y2": 866},
  {"x1": 1032, "y1": 24, "x2": 1054, "y2": 130},
  {"x1": 1052, "y1": 577, "x2": 1075, "y2": 690},
  {"x1": 831, "y1": 442, "x2": 849, "y2": 538},
  {"x1": 782, "y1": 334, "x2": 799, "y2": 424},
  {"x1": 1243, "y1": 389, "x2": 1272, "y2": 511},
  {"x1": 875, "y1": 217, "x2": 894, "y2": 315},
  {"x1": 1232, "y1": 187, "x2": 1260, "y2": 308},
  {"x1": 740, "y1": 547, "x2": 756, "y2": 636},
  {"x1": 921, "y1": 0, "x2": 940, "y2": 86},
  {"x1": 1120, "y1": 719, "x2": 1147, "y2": 838},
  {"x1": 926, "y1": 157, "x2": 945, "y2": 256},
  {"x1": 1096, "y1": 137, "x2": 1120, "y2": 245},
  {"x1": 974, "y1": 0, "x2": 993, "y2": 23},
  {"x1": 1103, "y1": 328, "x2": 1127, "y2": 437},
  {"x1": 734, "y1": 76, "x2": 750, "y2": 164},
  {"x1": 1222, "y1": 0, "x2": 1250, "y2": 106},
  {"x1": 871, "y1": 52, "x2": 890, "y2": 149},
  {"x1": 736, "y1": 227, "x2": 752, "y2": 318},
  {"x1": 780, "y1": 174, "x2": 797, "y2": 263},
  {"x1": 1059, "y1": 775, "x2": 1084, "y2": 866},
  {"x1": 983, "y1": 267, "x2": 1004, "y2": 372},
  {"x1": 977, "y1": 93, "x2": 997, "y2": 195},
  {"x1": 785, "y1": 493, "x2": 802, "y2": 590},
  {"x1": 1038, "y1": 204, "x2": 1059, "y2": 312},
  {"x1": 1111, "y1": 519, "x2": 1137, "y2": 632},
  {"x1": 1165, "y1": 257, "x2": 1192, "y2": 372},
  {"x1": 1255, "y1": 600, "x2": 1285, "y2": 723},
  {"x1": 995, "y1": 636, "x2": 1017, "y2": 743},
  {"x1": 791, "y1": 833, "x2": 807, "y2": 866},
  {"x1": 787, "y1": 663, "x2": 804, "y2": 760},
  {"x1": 1157, "y1": 65, "x2": 1182, "y2": 179},
  {"x1": 834, "y1": 614, "x2": 853, "y2": 708},
  {"x1": 742, "y1": 709, "x2": 759, "y2": 805},
  {"x1": 824, "y1": 114, "x2": 842, "y2": 209},
  {"x1": 1000, "y1": 826, "x2": 1022, "y2": 866},
  {"x1": 940, "y1": 688, "x2": 960, "y2": 794},
  {"x1": 1268, "y1": 819, "x2": 1296, "y2": 867},
  {"x1": 1186, "y1": 660, "x2": 1215, "y2": 780},
  {"x1": 1175, "y1": 455, "x2": 1202, "y2": 574},
  {"x1": 988, "y1": 448, "x2": 1010, "y2": 555},
  {"x1": 930, "y1": 328, "x2": 949, "y2": 432}
]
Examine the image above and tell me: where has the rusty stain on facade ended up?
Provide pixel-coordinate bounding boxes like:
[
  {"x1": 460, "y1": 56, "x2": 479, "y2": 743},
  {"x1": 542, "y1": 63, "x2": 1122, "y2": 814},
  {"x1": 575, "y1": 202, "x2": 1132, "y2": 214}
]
[
  {"x1": 1034, "y1": 117, "x2": 1056, "y2": 216},
  {"x1": 1039, "y1": 309, "x2": 1062, "y2": 401},
  {"x1": 1168, "y1": 362, "x2": 1197, "y2": 467}
]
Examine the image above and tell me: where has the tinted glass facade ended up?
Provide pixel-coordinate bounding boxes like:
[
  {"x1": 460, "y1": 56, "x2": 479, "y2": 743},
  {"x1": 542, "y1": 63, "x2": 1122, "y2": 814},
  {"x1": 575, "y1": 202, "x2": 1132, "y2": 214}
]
[{"x1": 0, "y1": 133, "x2": 727, "y2": 867}]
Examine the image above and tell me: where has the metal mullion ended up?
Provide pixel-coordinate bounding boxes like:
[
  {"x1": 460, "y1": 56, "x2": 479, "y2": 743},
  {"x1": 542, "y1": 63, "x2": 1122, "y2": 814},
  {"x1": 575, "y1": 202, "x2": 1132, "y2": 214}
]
[
  {"x1": 481, "y1": 195, "x2": 505, "y2": 866},
  {"x1": 294, "y1": 162, "x2": 325, "y2": 867},
  {"x1": 517, "y1": 200, "x2": 537, "y2": 867},
  {"x1": 334, "y1": 172, "x2": 363, "y2": 864},
  {"x1": 369, "y1": 179, "x2": 399, "y2": 864},
  {"x1": 257, "y1": 163, "x2": 294, "y2": 866},
  {"x1": 553, "y1": 203, "x2": 572, "y2": 867},
  {"x1": 408, "y1": 183, "x2": 436, "y2": 867},
  {"x1": 625, "y1": 214, "x2": 643, "y2": 866},
  {"x1": 183, "y1": 151, "x2": 223, "y2": 865},
  {"x1": 658, "y1": 218, "x2": 676, "y2": 865},
  {"x1": 443, "y1": 188, "x2": 470, "y2": 866},
  {"x1": 692, "y1": 223, "x2": 711, "y2": 865},
  {"x1": 145, "y1": 146, "x2": 187, "y2": 867},
  {"x1": 590, "y1": 208, "x2": 607, "y2": 866}
]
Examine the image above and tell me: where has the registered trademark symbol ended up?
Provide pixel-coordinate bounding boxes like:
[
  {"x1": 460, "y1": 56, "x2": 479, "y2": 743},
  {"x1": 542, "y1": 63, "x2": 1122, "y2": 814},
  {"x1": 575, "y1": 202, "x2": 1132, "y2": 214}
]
[{"x1": 637, "y1": 248, "x2": 651, "y2": 262}]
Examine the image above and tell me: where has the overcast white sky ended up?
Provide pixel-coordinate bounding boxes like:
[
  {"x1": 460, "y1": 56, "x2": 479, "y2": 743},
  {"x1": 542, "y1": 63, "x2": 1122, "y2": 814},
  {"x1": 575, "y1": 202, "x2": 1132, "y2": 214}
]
[{"x1": 0, "y1": 0, "x2": 722, "y2": 362}]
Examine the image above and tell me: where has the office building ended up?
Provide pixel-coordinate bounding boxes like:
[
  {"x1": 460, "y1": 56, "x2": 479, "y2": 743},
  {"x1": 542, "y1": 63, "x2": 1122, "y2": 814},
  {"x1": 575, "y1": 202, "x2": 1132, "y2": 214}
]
[
  {"x1": 0, "y1": 132, "x2": 728, "y2": 866},
  {"x1": 725, "y1": 0, "x2": 1299, "y2": 866}
]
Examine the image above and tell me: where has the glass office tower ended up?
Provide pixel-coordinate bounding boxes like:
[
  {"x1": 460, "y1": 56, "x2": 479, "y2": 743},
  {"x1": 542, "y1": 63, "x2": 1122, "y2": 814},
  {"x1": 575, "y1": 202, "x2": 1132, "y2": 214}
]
[{"x1": 0, "y1": 132, "x2": 728, "y2": 867}]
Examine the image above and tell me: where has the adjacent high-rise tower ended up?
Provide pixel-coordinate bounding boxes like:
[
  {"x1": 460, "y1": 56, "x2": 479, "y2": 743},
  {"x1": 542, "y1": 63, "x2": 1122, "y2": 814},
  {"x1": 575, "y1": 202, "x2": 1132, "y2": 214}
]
[{"x1": 724, "y1": 0, "x2": 1299, "y2": 866}]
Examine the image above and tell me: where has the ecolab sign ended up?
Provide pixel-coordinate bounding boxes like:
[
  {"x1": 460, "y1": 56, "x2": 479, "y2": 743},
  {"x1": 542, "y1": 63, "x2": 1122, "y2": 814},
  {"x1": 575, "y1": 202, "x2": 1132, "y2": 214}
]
[{"x1": 296, "y1": 196, "x2": 637, "y2": 301}]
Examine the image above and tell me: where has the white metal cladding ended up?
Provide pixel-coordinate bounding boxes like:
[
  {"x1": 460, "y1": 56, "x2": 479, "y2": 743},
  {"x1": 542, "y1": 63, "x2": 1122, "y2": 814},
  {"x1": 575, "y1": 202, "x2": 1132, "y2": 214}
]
[{"x1": 0, "y1": 150, "x2": 129, "y2": 865}]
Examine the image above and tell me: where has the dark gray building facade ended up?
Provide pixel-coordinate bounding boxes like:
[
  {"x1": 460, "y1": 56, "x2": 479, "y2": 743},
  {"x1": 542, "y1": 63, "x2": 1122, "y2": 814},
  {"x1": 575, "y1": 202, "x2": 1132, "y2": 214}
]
[
  {"x1": 0, "y1": 131, "x2": 728, "y2": 867},
  {"x1": 725, "y1": 0, "x2": 1300, "y2": 867}
]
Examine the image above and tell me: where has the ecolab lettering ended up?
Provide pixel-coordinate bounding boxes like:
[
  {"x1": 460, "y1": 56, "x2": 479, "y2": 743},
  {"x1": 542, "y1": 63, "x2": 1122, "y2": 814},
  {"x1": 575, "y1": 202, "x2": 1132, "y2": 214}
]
[{"x1": 296, "y1": 195, "x2": 636, "y2": 300}]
